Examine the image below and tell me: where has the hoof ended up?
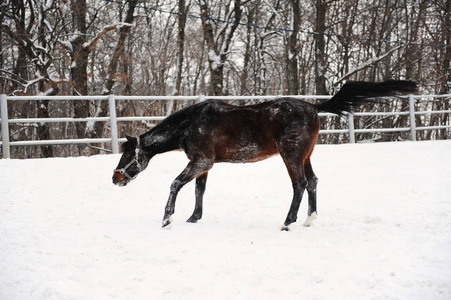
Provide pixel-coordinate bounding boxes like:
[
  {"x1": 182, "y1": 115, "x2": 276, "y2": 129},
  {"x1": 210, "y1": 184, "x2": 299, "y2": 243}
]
[
  {"x1": 162, "y1": 216, "x2": 173, "y2": 228},
  {"x1": 303, "y1": 212, "x2": 317, "y2": 227},
  {"x1": 281, "y1": 226, "x2": 291, "y2": 231},
  {"x1": 186, "y1": 216, "x2": 200, "y2": 223}
]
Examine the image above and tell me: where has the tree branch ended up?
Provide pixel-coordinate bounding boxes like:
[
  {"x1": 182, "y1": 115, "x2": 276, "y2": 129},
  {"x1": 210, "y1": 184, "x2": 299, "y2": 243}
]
[
  {"x1": 334, "y1": 45, "x2": 404, "y2": 85},
  {"x1": 84, "y1": 22, "x2": 133, "y2": 52}
]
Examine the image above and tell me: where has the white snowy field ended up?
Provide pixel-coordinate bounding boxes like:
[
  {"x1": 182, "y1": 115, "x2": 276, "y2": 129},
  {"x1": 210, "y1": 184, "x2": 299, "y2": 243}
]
[{"x1": 0, "y1": 140, "x2": 450, "y2": 300}]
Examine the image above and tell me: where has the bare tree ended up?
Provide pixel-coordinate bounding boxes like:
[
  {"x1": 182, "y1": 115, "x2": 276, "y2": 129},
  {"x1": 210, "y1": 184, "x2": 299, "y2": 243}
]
[
  {"x1": 174, "y1": 0, "x2": 189, "y2": 96},
  {"x1": 199, "y1": 0, "x2": 243, "y2": 96},
  {"x1": 103, "y1": 0, "x2": 137, "y2": 95},
  {"x1": 92, "y1": 0, "x2": 136, "y2": 141},
  {"x1": 1, "y1": 0, "x2": 67, "y2": 156},
  {"x1": 67, "y1": 0, "x2": 132, "y2": 144},
  {"x1": 314, "y1": 0, "x2": 328, "y2": 95},
  {"x1": 285, "y1": 0, "x2": 301, "y2": 95},
  {"x1": 166, "y1": 0, "x2": 189, "y2": 114}
]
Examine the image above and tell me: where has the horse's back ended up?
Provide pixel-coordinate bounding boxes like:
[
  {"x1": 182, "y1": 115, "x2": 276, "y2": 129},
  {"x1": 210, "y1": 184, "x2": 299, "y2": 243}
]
[
  {"x1": 268, "y1": 98, "x2": 320, "y2": 127},
  {"x1": 193, "y1": 98, "x2": 318, "y2": 123}
]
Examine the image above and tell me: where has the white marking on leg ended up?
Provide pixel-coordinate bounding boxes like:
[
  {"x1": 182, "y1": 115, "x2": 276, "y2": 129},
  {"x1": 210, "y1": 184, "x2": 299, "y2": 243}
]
[
  {"x1": 303, "y1": 212, "x2": 317, "y2": 227},
  {"x1": 162, "y1": 215, "x2": 173, "y2": 228}
]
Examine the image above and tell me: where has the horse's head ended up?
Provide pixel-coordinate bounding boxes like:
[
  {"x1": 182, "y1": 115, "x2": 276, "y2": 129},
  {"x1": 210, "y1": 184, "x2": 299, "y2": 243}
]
[{"x1": 112, "y1": 135, "x2": 150, "y2": 187}]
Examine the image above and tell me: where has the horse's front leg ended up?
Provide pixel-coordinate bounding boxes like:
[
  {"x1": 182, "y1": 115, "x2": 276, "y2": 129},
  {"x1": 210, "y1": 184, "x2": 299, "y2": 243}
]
[
  {"x1": 162, "y1": 159, "x2": 212, "y2": 228},
  {"x1": 187, "y1": 172, "x2": 208, "y2": 223},
  {"x1": 162, "y1": 178, "x2": 183, "y2": 227}
]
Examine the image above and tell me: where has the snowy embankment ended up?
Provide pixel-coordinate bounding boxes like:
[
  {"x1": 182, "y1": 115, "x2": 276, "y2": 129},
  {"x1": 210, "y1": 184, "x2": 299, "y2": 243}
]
[{"x1": 1, "y1": 141, "x2": 450, "y2": 299}]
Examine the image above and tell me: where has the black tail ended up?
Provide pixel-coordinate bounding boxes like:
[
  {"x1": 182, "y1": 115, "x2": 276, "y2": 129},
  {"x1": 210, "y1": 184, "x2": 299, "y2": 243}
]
[{"x1": 315, "y1": 80, "x2": 417, "y2": 116}]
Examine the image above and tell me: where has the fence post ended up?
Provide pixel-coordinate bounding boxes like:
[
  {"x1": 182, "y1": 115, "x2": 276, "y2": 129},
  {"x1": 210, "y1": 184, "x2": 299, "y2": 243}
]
[
  {"x1": 0, "y1": 94, "x2": 10, "y2": 158},
  {"x1": 166, "y1": 99, "x2": 174, "y2": 117},
  {"x1": 348, "y1": 113, "x2": 355, "y2": 143},
  {"x1": 108, "y1": 94, "x2": 119, "y2": 154},
  {"x1": 408, "y1": 94, "x2": 416, "y2": 141}
]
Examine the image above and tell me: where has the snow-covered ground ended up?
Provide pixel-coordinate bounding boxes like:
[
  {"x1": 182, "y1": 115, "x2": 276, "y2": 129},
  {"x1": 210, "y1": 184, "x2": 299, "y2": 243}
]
[{"x1": 1, "y1": 141, "x2": 450, "y2": 300}]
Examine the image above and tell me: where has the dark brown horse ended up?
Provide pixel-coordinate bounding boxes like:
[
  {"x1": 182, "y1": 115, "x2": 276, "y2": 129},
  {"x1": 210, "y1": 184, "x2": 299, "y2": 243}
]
[{"x1": 112, "y1": 80, "x2": 416, "y2": 230}]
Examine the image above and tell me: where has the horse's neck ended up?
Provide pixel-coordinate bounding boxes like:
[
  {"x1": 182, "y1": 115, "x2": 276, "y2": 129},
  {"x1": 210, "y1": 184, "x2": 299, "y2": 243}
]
[{"x1": 141, "y1": 125, "x2": 182, "y2": 154}]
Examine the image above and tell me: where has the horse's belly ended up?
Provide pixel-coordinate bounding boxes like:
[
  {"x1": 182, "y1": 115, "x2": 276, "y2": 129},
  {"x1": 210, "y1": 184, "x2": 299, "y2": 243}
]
[
  {"x1": 210, "y1": 121, "x2": 278, "y2": 163},
  {"x1": 215, "y1": 143, "x2": 278, "y2": 163}
]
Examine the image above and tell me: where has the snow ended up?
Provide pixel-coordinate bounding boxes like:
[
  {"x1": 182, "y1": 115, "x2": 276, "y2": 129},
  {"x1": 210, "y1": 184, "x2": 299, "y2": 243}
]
[
  {"x1": 61, "y1": 40, "x2": 73, "y2": 52},
  {"x1": 208, "y1": 49, "x2": 221, "y2": 70},
  {"x1": 1, "y1": 141, "x2": 450, "y2": 299}
]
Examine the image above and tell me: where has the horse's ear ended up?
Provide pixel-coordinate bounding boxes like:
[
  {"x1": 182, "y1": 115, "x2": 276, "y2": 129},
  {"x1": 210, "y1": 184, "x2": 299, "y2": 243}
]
[
  {"x1": 125, "y1": 134, "x2": 138, "y2": 146},
  {"x1": 125, "y1": 135, "x2": 134, "y2": 143}
]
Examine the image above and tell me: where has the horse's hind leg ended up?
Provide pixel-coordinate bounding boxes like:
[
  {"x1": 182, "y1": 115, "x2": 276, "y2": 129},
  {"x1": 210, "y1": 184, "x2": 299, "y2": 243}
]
[
  {"x1": 278, "y1": 146, "x2": 308, "y2": 231},
  {"x1": 187, "y1": 172, "x2": 208, "y2": 223},
  {"x1": 282, "y1": 166, "x2": 308, "y2": 230},
  {"x1": 303, "y1": 157, "x2": 318, "y2": 227}
]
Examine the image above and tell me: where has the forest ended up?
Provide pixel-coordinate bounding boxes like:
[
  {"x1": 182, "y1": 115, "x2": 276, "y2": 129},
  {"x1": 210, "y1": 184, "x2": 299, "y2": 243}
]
[{"x1": 1, "y1": 0, "x2": 450, "y2": 158}]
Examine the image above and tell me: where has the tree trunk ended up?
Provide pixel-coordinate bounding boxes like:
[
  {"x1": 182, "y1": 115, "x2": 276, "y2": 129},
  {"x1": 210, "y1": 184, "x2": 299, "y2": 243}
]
[
  {"x1": 314, "y1": 0, "x2": 328, "y2": 95},
  {"x1": 199, "y1": 0, "x2": 242, "y2": 96},
  {"x1": 439, "y1": 0, "x2": 450, "y2": 139},
  {"x1": 167, "y1": 0, "x2": 188, "y2": 114},
  {"x1": 440, "y1": 0, "x2": 451, "y2": 95},
  {"x1": 96, "y1": 0, "x2": 137, "y2": 142},
  {"x1": 286, "y1": 0, "x2": 300, "y2": 95},
  {"x1": 103, "y1": 0, "x2": 138, "y2": 94},
  {"x1": 70, "y1": 0, "x2": 89, "y2": 144},
  {"x1": 174, "y1": 0, "x2": 187, "y2": 96},
  {"x1": 240, "y1": 5, "x2": 253, "y2": 96}
]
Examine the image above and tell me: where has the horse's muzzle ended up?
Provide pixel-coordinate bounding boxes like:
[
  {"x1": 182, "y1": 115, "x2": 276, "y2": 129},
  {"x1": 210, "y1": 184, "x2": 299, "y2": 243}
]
[{"x1": 112, "y1": 171, "x2": 128, "y2": 187}]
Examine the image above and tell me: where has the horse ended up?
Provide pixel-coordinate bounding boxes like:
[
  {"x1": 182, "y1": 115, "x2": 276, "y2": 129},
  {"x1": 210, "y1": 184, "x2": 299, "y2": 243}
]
[{"x1": 112, "y1": 80, "x2": 417, "y2": 230}]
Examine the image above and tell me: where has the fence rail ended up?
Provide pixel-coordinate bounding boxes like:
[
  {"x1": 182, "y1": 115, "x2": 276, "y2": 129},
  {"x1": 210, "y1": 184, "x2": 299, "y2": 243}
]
[{"x1": 1, "y1": 94, "x2": 450, "y2": 159}]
